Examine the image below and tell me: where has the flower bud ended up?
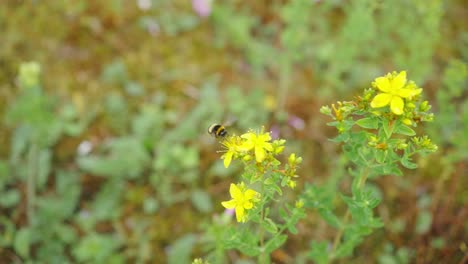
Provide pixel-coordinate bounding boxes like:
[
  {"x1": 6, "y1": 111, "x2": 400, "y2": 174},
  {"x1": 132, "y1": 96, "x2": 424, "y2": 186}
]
[
  {"x1": 295, "y1": 199, "x2": 304, "y2": 208},
  {"x1": 288, "y1": 180, "x2": 297, "y2": 189},
  {"x1": 406, "y1": 102, "x2": 416, "y2": 109},
  {"x1": 320, "y1": 105, "x2": 332, "y2": 115},
  {"x1": 402, "y1": 118, "x2": 412, "y2": 126},
  {"x1": 419, "y1": 101, "x2": 431, "y2": 112}
]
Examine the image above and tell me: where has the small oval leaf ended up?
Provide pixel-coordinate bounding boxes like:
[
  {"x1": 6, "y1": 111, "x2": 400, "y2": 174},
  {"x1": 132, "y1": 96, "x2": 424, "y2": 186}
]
[
  {"x1": 395, "y1": 123, "x2": 416, "y2": 136},
  {"x1": 356, "y1": 117, "x2": 379, "y2": 129}
]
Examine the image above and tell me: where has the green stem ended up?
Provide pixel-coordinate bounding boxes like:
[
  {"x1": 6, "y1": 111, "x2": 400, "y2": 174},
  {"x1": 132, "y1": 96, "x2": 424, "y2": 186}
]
[
  {"x1": 331, "y1": 168, "x2": 369, "y2": 259},
  {"x1": 258, "y1": 181, "x2": 266, "y2": 262},
  {"x1": 27, "y1": 143, "x2": 38, "y2": 225}
]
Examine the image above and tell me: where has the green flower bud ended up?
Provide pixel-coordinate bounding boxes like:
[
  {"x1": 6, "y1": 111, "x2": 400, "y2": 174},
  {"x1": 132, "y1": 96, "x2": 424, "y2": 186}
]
[
  {"x1": 419, "y1": 101, "x2": 430, "y2": 112},
  {"x1": 295, "y1": 199, "x2": 304, "y2": 208},
  {"x1": 320, "y1": 105, "x2": 332, "y2": 115},
  {"x1": 406, "y1": 102, "x2": 416, "y2": 109},
  {"x1": 288, "y1": 153, "x2": 296, "y2": 164},
  {"x1": 402, "y1": 118, "x2": 412, "y2": 126}
]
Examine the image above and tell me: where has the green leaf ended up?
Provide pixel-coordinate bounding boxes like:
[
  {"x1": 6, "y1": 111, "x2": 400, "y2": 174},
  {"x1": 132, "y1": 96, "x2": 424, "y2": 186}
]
[
  {"x1": 356, "y1": 117, "x2": 379, "y2": 129},
  {"x1": 190, "y1": 190, "x2": 213, "y2": 213},
  {"x1": 0, "y1": 189, "x2": 20, "y2": 208},
  {"x1": 394, "y1": 123, "x2": 416, "y2": 136},
  {"x1": 382, "y1": 120, "x2": 394, "y2": 139},
  {"x1": 380, "y1": 164, "x2": 403, "y2": 177},
  {"x1": 14, "y1": 228, "x2": 31, "y2": 258},
  {"x1": 262, "y1": 217, "x2": 279, "y2": 234},
  {"x1": 401, "y1": 156, "x2": 418, "y2": 169},
  {"x1": 72, "y1": 233, "x2": 122, "y2": 262},
  {"x1": 168, "y1": 234, "x2": 197, "y2": 264},
  {"x1": 335, "y1": 237, "x2": 361, "y2": 258},
  {"x1": 264, "y1": 234, "x2": 287, "y2": 254},
  {"x1": 37, "y1": 149, "x2": 52, "y2": 191},
  {"x1": 318, "y1": 208, "x2": 341, "y2": 228},
  {"x1": 223, "y1": 228, "x2": 260, "y2": 256},
  {"x1": 330, "y1": 132, "x2": 350, "y2": 143},
  {"x1": 288, "y1": 224, "x2": 298, "y2": 234},
  {"x1": 55, "y1": 224, "x2": 77, "y2": 244},
  {"x1": 308, "y1": 241, "x2": 329, "y2": 264},
  {"x1": 91, "y1": 180, "x2": 124, "y2": 221},
  {"x1": 279, "y1": 207, "x2": 288, "y2": 221},
  {"x1": 268, "y1": 182, "x2": 283, "y2": 195},
  {"x1": 77, "y1": 137, "x2": 150, "y2": 179},
  {"x1": 375, "y1": 150, "x2": 387, "y2": 163}
]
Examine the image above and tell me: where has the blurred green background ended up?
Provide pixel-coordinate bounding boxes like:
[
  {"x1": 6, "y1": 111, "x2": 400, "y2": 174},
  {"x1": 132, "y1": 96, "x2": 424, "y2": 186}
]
[{"x1": 0, "y1": 0, "x2": 466, "y2": 263}]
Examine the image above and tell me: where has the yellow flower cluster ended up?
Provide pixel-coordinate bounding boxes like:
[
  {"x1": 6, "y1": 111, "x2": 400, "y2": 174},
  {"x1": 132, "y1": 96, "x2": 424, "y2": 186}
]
[
  {"x1": 221, "y1": 182, "x2": 260, "y2": 223},
  {"x1": 220, "y1": 129, "x2": 279, "y2": 168},
  {"x1": 370, "y1": 71, "x2": 422, "y2": 115},
  {"x1": 218, "y1": 129, "x2": 300, "y2": 223}
]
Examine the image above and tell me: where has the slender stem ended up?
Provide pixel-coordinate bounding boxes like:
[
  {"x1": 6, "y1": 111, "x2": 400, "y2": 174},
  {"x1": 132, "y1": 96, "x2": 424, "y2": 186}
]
[
  {"x1": 27, "y1": 143, "x2": 38, "y2": 225},
  {"x1": 259, "y1": 180, "x2": 266, "y2": 255},
  {"x1": 331, "y1": 168, "x2": 369, "y2": 256},
  {"x1": 332, "y1": 211, "x2": 350, "y2": 252}
]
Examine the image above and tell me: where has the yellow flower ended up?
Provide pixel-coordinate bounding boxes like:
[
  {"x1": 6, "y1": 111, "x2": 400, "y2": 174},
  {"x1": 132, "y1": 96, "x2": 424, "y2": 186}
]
[
  {"x1": 221, "y1": 182, "x2": 259, "y2": 223},
  {"x1": 370, "y1": 71, "x2": 422, "y2": 115},
  {"x1": 240, "y1": 130, "x2": 273, "y2": 163},
  {"x1": 220, "y1": 136, "x2": 241, "y2": 168}
]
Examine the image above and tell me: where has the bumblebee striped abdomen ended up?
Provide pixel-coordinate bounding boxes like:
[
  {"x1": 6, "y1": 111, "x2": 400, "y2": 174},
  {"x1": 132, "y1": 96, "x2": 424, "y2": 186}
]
[{"x1": 208, "y1": 124, "x2": 228, "y2": 138}]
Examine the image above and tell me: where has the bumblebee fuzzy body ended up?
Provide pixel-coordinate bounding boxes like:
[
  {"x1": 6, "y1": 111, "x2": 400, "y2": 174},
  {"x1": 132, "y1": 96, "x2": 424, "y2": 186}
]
[{"x1": 208, "y1": 124, "x2": 228, "y2": 138}]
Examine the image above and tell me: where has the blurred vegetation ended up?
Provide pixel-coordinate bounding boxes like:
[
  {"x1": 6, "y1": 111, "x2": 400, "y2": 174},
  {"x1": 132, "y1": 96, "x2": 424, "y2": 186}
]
[{"x1": 0, "y1": 0, "x2": 466, "y2": 263}]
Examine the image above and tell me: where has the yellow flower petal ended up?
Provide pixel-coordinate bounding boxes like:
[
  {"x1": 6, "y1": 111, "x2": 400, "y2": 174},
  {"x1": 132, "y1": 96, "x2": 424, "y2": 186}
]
[
  {"x1": 244, "y1": 189, "x2": 257, "y2": 200},
  {"x1": 396, "y1": 88, "x2": 413, "y2": 98},
  {"x1": 229, "y1": 183, "x2": 241, "y2": 199},
  {"x1": 371, "y1": 93, "x2": 392, "y2": 108},
  {"x1": 240, "y1": 132, "x2": 255, "y2": 141},
  {"x1": 221, "y1": 200, "x2": 236, "y2": 209},
  {"x1": 263, "y1": 142, "x2": 273, "y2": 151},
  {"x1": 410, "y1": 88, "x2": 422, "y2": 97},
  {"x1": 390, "y1": 96, "x2": 404, "y2": 115},
  {"x1": 391, "y1": 71, "x2": 407, "y2": 90},
  {"x1": 255, "y1": 146, "x2": 266, "y2": 162},
  {"x1": 223, "y1": 152, "x2": 233, "y2": 168},
  {"x1": 260, "y1": 133, "x2": 271, "y2": 142},
  {"x1": 374, "y1": 76, "x2": 391, "y2": 92},
  {"x1": 235, "y1": 206, "x2": 245, "y2": 222},
  {"x1": 244, "y1": 201, "x2": 253, "y2": 209}
]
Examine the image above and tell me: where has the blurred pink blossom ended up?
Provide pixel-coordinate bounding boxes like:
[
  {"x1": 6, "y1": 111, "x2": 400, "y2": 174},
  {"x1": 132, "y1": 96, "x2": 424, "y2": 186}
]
[
  {"x1": 288, "y1": 115, "x2": 305, "y2": 130},
  {"x1": 224, "y1": 208, "x2": 235, "y2": 216},
  {"x1": 192, "y1": 0, "x2": 212, "y2": 17}
]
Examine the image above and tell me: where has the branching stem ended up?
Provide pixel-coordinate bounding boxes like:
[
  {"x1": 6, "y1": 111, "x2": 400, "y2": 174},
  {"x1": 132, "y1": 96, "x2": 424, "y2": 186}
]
[{"x1": 331, "y1": 168, "x2": 369, "y2": 258}]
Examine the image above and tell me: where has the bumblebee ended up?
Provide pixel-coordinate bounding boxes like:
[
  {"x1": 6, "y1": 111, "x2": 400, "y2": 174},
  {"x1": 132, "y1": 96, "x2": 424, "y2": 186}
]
[{"x1": 208, "y1": 124, "x2": 228, "y2": 138}]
